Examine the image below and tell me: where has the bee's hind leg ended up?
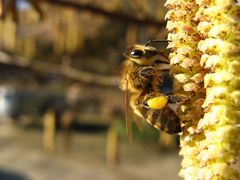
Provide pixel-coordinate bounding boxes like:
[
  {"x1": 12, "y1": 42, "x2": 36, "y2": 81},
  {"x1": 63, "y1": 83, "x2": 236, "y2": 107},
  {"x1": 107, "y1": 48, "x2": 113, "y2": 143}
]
[{"x1": 167, "y1": 95, "x2": 190, "y2": 104}]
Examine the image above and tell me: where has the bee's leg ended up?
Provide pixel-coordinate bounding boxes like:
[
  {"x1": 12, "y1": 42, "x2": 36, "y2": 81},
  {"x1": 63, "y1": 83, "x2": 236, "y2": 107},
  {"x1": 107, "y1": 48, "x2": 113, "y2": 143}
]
[
  {"x1": 167, "y1": 95, "x2": 190, "y2": 104},
  {"x1": 134, "y1": 77, "x2": 150, "y2": 89},
  {"x1": 131, "y1": 68, "x2": 154, "y2": 89},
  {"x1": 138, "y1": 66, "x2": 155, "y2": 78}
]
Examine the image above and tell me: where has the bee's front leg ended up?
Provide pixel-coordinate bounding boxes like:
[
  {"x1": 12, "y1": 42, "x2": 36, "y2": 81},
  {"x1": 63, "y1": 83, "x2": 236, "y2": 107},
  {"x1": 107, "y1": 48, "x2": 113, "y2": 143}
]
[
  {"x1": 138, "y1": 66, "x2": 156, "y2": 78},
  {"x1": 132, "y1": 67, "x2": 155, "y2": 89}
]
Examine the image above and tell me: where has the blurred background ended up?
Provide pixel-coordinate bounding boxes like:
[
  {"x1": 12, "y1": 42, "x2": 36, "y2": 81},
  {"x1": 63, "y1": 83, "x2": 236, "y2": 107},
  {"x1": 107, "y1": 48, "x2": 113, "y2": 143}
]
[{"x1": 0, "y1": 0, "x2": 181, "y2": 179}]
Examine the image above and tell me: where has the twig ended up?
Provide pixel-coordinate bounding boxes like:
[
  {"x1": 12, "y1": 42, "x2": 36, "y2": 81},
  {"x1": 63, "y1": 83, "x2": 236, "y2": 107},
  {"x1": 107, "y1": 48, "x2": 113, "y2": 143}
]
[
  {"x1": 0, "y1": 51, "x2": 120, "y2": 86},
  {"x1": 41, "y1": 0, "x2": 166, "y2": 27}
]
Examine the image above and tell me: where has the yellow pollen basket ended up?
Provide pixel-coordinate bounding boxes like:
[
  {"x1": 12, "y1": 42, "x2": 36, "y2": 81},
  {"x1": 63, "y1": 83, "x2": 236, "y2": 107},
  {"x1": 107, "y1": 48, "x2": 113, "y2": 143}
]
[{"x1": 147, "y1": 96, "x2": 168, "y2": 109}]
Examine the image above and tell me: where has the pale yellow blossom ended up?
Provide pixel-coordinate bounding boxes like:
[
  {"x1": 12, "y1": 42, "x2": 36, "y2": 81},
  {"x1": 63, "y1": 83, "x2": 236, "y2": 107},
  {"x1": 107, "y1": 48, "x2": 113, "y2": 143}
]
[{"x1": 166, "y1": 0, "x2": 240, "y2": 179}]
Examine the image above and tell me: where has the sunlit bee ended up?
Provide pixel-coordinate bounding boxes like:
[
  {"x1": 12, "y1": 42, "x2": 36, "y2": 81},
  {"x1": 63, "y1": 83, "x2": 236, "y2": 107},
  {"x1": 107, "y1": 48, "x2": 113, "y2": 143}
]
[{"x1": 120, "y1": 40, "x2": 187, "y2": 141}]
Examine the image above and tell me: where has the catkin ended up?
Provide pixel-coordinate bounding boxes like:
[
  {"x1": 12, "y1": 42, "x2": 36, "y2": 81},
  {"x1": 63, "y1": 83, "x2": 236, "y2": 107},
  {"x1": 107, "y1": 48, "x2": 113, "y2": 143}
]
[{"x1": 166, "y1": 0, "x2": 240, "y2": 179}]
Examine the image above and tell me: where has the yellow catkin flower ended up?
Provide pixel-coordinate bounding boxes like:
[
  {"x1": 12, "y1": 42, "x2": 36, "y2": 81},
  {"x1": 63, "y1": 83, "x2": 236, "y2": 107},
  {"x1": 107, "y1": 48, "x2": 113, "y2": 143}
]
[
  {"x1": 166, "y1": 0, "x2": 240, "y2": 179},
  {"x1": 195, "y1": 0, "x2": 240, "y2": 179},
  {"x1": 165, "y1": 0, "x2": 205, "y2": 178}
]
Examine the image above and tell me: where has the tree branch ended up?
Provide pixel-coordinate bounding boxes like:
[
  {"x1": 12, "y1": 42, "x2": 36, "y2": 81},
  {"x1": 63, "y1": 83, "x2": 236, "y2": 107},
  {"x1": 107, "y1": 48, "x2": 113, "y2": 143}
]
[
  {"x1": 0, "y1": 51, "x2": 120, "y2": 87},
  {"x1": 41, "y1": 0, "x2": 166, "y2": 27}
]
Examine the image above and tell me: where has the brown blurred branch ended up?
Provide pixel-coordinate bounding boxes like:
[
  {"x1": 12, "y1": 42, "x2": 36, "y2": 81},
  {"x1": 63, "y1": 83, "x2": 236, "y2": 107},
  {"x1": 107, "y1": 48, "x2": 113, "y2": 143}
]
[
  {"x1": 1, "y1": 0, "x2": 166, "y2": 27},
  {"x1": 0, "y1": 51, "x2": 119, "y2": 86},
  {"x1": 41, "y1": 0, "x2": 166, "y2": 27}
]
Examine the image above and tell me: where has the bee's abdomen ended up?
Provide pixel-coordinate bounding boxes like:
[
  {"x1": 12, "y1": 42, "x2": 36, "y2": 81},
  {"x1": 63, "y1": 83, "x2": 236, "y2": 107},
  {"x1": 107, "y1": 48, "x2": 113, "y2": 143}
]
[
  {"x1": 137, "y1": 101, "x2": 181, "y2": 134},
  {"x1": 133, "y1": 92, "x2": 182, "y2": 134}
]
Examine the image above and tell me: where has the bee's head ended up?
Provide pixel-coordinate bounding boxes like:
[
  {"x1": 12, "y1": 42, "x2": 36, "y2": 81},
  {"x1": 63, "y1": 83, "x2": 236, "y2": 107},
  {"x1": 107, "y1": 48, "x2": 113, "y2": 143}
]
[{"x1": 123, "y1": 45, "x2": 159, "y2": 65}]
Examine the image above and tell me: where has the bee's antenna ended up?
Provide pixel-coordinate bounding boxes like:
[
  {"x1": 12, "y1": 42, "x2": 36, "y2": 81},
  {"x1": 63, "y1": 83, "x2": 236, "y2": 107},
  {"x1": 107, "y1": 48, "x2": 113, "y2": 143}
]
[{"x1": 145, "y1": 39, "x2": 171, "y2": 47}]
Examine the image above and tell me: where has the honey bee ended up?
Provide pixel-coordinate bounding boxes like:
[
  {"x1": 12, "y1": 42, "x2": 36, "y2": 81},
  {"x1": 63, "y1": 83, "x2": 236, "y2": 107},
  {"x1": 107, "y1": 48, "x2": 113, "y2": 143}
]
[{"x1": 120, "y1": 40, "x2": 187, "y2": 141}]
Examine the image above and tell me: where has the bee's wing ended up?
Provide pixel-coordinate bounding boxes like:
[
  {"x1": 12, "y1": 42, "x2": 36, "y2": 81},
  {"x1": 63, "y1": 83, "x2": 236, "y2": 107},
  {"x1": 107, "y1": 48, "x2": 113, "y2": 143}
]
[
  {"x1": 125, "y1": 74, "x2": 133, "y2": 143},
  {"x1": 132, "y1": 114, "x2": 144, "y2": 132}
]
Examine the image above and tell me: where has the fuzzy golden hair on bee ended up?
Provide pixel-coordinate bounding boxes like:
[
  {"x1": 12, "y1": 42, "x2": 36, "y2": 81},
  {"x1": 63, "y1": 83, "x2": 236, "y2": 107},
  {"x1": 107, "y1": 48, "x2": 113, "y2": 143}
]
[{"x1": 120, "y1": 40, "x2": 188, "y2": 142}]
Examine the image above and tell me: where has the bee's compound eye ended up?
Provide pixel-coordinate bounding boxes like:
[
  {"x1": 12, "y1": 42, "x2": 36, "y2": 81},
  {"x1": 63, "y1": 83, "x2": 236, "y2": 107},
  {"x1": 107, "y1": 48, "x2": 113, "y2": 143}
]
[{"x1": 130, "y1": 49, "x2": 144, "y2": 58}]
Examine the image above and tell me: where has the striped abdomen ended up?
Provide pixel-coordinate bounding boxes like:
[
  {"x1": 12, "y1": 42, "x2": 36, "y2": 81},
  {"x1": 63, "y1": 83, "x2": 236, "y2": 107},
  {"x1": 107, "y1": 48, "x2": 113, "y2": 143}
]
[{"x1": 132, "y1": 94, "x2": 182, "y2": 134}]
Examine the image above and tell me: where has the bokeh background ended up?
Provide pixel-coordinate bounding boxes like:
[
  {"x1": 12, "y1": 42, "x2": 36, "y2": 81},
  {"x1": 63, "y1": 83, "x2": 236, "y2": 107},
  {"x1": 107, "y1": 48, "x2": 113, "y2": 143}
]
[{"x1": 0, "y1": 0, "x2": 181, "y2": 179}]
